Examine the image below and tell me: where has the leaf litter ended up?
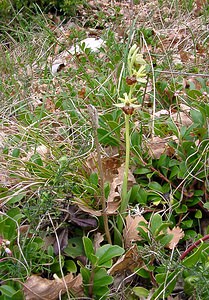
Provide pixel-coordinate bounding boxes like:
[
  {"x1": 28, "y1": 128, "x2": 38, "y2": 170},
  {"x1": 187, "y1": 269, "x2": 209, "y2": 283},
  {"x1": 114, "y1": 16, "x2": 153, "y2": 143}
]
[{"x1": 23, "y1": 273, "x2": 83, "y2": 300}]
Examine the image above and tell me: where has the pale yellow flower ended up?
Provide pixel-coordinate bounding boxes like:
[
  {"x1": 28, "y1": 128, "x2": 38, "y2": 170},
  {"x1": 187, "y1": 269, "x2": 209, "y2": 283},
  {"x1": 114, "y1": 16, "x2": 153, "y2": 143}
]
[{"x1": 114, "y1": 93, "x2": 140, "y2": 109}]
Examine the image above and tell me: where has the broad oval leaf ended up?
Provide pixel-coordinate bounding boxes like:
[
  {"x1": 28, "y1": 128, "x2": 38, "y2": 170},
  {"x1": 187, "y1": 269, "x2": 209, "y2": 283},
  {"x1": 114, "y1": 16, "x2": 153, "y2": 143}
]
[
  {"x1": 150, "y1": 214, "x2": 162, "y2": 236},
  {"x1": 83, "y1": 236, "x2": 94, "y2": 261},
  {"x1": 94, "y1": 268, "x2": 113, "y2": 286},
  {"x1": 96, "y1": 244, "x2": 124, "y2": 266}
]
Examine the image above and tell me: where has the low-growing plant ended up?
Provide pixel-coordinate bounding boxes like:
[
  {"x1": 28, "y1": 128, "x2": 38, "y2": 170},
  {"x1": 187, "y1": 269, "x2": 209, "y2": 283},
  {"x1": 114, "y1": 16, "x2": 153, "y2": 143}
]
[
  {"x1": 114, "y1": 43, "x2": 148, "y2": 236},
  {"x1": 0, "y1": 0, "x2": 85, "y2": 18},
  {"x1": 81, "y1": 237, "x2": 124, "y2": 299}
]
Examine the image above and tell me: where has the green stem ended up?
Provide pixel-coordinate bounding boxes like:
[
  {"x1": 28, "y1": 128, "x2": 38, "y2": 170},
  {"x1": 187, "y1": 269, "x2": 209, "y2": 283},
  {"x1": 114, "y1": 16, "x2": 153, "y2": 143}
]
[{"x1": 117, "y1": 113, "x2": 130, "y2": 233}]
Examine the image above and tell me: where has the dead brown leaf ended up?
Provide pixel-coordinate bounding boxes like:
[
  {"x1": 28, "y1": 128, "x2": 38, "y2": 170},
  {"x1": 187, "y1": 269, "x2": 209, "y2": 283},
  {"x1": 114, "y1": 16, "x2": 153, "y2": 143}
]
[
  {"x1": 93, "y1": 232, "x2": 104, "y2": 252},
  {"x1": 75, "y1": 198, "x2": 102, "y2": 217},
  {"x1": 147, "y1": 136, "x2": 168, "y2": 159},
  {"x1": 78, "y1": 87, "x2": 86, "y2": 99},
  {"x1": 22, "y1": 145, "x2": 49, "y2": 162},
  {"x1": 123, "y1": 215, "x2": 148, "y2": 248},
  {"x1": 183, "y1": 77, "x2": 203, "y2": 91},
  {"x1": 194, "y1": 0, "x2": 206, "y2": 15},
  {"x1": 172, "y1": 111, "x2": 192, "y2": 127},
  {"x1": 106, "y1": 163, "x2": 136, "y2": 214},
  {"x1": 86, "y1": 151, "x2": 121, "y2": 183},
  {"x1": 179, "y1": 51, "x2": 194, "y2": 63},
  {"x1": 53, "y1": 228, "x2": 69, "y2": 255},
  {"x1": 85, "y1": 153, "x2": 135, "y2": 215},
  {"x1": 108, "y1": 244, "x2": 144, "y2": 276},
  {"x1": 23, "y1": 273, "x2": 83, "y2": 300},
  {"x1": 166, "y1": 227, "x2": 185, "y2": 249}
]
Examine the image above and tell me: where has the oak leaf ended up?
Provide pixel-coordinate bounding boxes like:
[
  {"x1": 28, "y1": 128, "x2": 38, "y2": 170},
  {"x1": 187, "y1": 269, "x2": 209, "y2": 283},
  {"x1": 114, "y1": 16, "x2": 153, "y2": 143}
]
[
  {"x1": 147, "y1": 136, "x2": 168, "y2": 159},
  {"x1": 166, "y1": 227, "x2": 185, "y2": 249},
  {"x1": 23, "y1": 273, "x2": 83, "y2": 300},
  {"x1": 123, "y1": 215, "x2": 148, "y2": 248},
  {"x1": 108, "y1": 244, "x2": 144, "y2": 275},
  {"x1": 107, "y1": 163, "x2": 136, "y2": 214}
]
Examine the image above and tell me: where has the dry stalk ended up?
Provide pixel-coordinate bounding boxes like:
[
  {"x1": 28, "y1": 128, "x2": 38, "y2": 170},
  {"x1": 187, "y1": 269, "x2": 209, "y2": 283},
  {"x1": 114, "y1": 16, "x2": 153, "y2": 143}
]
[{"x1": 87, "y1": 105, "x2": 112, "y2": 244}]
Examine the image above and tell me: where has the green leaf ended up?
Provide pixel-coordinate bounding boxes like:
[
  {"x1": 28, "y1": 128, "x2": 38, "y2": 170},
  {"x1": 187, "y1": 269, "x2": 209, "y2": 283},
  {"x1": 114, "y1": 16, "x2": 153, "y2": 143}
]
[
  {"x1": 181, "y1": 220, "x2": 193, "y2": 229},
  {"x1": 81, "y1": 267, "x2": 91, "y2": 283},
  {"x1": 83, "y1": 237, "x2": 97, "y2": 264},
  {"x1": 184, "y1": 275, "x2": 199, "y2": 296},
  {"x1": 136, "y1": 188, "x2": 148, "y2": 205},
  {"x1": 98, "y1": 128, "x2": 119, "y2": 146},
  {"x1": 131, "y1": 131, "x2": 141, "y2": 147},
  {"x1": 7, "y1": 207, "x2": 23, "y2": 219},
  {"x1": 90, "y1": 172, "x2": 98, "y2": 186},
  {"x1": 136, "y1": 268, "x2": 150, "y2": 278},
  {"x1": 150, "y1": 214, "x2": 162, "y2": 236},
  {"x1": 12, "y1": 148, "x2": 20, "y2": 157},
  {"x1": 194, "y1": 190, "x2": 204, "y2": 196},
  {"x1": 134, "y1": 168, "x2": 150, "y2": 175},
  {"x1": 65, "y1": 260, "x2": 77, "y2": 273},
  {"x1": 155, "y1": 273, "x2": 166, "y2": 284},
  {"x1": 96, "y1": 244, "x2": 124, "y2": 267},
  {"x1": 203, "y1": 202, "x2": 209, "y2": 210},
  {"x1": 30, "y1": 153, "x2": 43, "y2": 166},
  {"x1": 133, "y1": 287, "x2": 149, "y2": 297},
  {"x1": 148, "y1": 181, "x2": 163, "y2": 193},
  {"x1": 190, "y1": 109, "x2": 204, "y2": 126},
  {"x1": 182, "y1": 242, "x2": 205, "y2": 267},
  {"x1": 64, "y1": 237, "x2": 84, "y2": 258},
  {"x1": 0, "y1": 285, "x2": 16, "y2": 297},
  {"x1": 107, "y1": 120, "x2": 121, "y2": 136},
  {"x1": 129, "y1": 185, "x2": 140, "y2": 202},
  {"x1": 195, "y1": 209, "x2": 202, "y2": 219},
  {"x1": 155, "y1": 222, "x2": 171, "y2": 236},
  {"x1": 169, "y1": 165, "x2": 179, "y2": 179},
  {"x1": 167, "y1": 119, "x2": 178, "y2": 136},
  {"x1": 151, "y1": 270, "x2": 180, "y2": 299},
  {"x1": 175, "y1": 204, "x2": 188, "y2": 214},
  {"x1": 93, "y1": 285, "x2": 109, "y2": 298},
  {"x1": 7, "y1": 193, "x2": 25, "y2": 205},
  {"x1": 178, "y1": 161, "x2": 187, "y2": 178},
  {"x1": 138, "y1": 221, "x2": 149, "y2": 241},
  {"x1": 159, "y1": 234, "x2": 173, "y2": 247},
  {"x1": 94, "y1": 268, "x2": 113, "y2": 287},
  {"x1": 80, "y1": 267, "x2": 91, "y2": 296}
]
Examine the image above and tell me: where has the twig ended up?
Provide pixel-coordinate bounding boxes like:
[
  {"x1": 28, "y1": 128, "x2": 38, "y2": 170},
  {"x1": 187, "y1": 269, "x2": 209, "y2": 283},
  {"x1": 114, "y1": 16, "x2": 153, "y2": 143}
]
[
  {"x1": 180, "y1": 234, "x2": 209, "y2": 261},
  {"x1": 155, "y1": 70, "x2": 209, "y2": 78},
  {"x1": 87, "y1": 105, "x2": 112, "y2": 244}
]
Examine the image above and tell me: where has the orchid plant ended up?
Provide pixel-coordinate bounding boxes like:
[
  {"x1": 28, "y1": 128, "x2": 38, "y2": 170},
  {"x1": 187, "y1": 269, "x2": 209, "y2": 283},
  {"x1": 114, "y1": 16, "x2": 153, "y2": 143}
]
[{"x1": 114, "y1": 44, "x2": 147, "y2": 236}]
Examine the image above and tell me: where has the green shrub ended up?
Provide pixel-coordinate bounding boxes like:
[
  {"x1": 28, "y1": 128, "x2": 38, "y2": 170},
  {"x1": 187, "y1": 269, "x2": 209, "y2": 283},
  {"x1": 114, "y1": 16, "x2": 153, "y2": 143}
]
[{"x1": 0, "y1": 0, "x2": 85, "y2": 18}]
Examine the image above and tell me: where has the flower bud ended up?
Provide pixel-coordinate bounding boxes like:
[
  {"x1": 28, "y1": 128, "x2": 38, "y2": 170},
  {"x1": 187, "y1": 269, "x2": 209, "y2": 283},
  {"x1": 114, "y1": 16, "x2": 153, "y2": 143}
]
[
  {"x1": 135, "y1": 54, "x2": 146, "y2": 65},
  {"x1": 129, "y1": 44, "x2": 137, "y2": 56},
  {"x1": 4, "y1": 247, "x2": 12, "y2": 256}
]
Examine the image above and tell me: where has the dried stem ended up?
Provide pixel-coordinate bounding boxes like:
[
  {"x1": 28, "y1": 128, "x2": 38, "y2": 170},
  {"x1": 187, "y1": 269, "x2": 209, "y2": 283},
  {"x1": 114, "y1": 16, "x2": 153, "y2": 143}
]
[
  {"x1": 117, "y1": 114, "x2": 130, "y2": 233},
  {"x1": 88, "y1": 105, "x2": 112, "y2": 244}
]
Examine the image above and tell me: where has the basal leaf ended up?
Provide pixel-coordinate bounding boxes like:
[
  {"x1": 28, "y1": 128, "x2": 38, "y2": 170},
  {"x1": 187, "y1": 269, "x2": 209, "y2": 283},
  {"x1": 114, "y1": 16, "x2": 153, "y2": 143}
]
[
  {"x1": 96, "y1": 244, "x2": 124, "y2": 266},
  {"x1": 150, "y1": 214, "x2": 162, "y2": 236},
  {"x1": 182, "y1": 242, "x2": 205, "y2": 268},
  {"x1": 83, "y1": 236, "x2": 95, "y2": 264}
]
